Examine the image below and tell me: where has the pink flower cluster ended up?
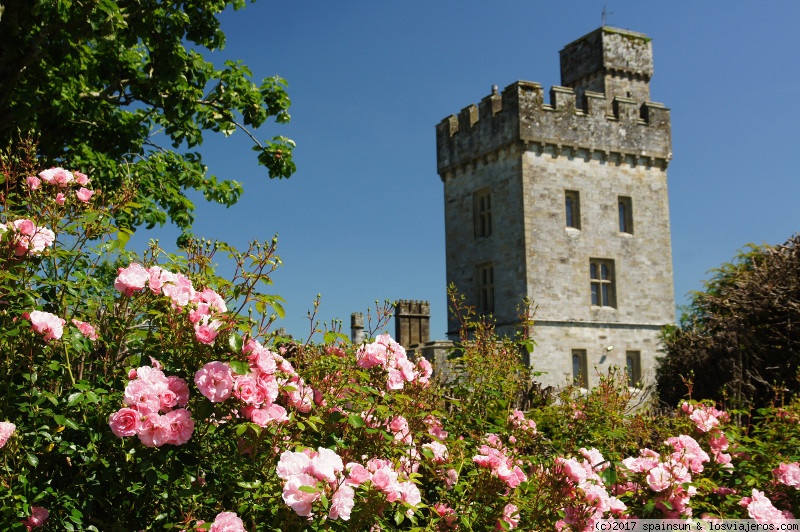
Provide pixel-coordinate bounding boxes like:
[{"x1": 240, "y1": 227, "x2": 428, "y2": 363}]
[
  {"x1": 740, "y1": 489, "x2": 794, "y2": 523},
  {"x1": 356, "y1": 333, "x2": 433, "y2": 390},
  {"x1": 620, "y1": 435, "x2": 711, "y2": 518},
  {"x1": 496, "y1": 503, "x2": 520, "y2": 531},
  {"x1": 681, "y1": 403, "x2": 732, "y2": 467},
  {"x1": 277, "y1": 448, "x2": 355, "y2": 520},
  {"x1": 114, "y1": 263, "x2": 227, "y2": 345},
  {"x1": 360, "y1": 457, "x2": 422, "y2": 509},
  {"x1": 194, "y1": 339, "x2": 316, "y2": 425},
  {"x1": 208, "y1": 511, "x2": 245, "y2": 532},
  {"x1": 433, "y1": 502, "x2": 459, "y2": 529},
  {"x1": 773, "y1": 462, "x2": 800, "y2": 489},
  {"x1": 472, "y1": 434, "x2": 528, "y2": 489},
  {"x1": 71, "y1": 318, "x2": 98, "y2": 340},
  {"x1": 109, "y1": 363, "x2": 194, "y2": 447},
  {"x1": 22, "y1": 506, "x2": 49, "y2": 530},
  {"x1": 28, "y1": 167, "x2": 95, "y2": 204},
  {"x1": 0, "y1": 421, "x2": 16, "y2": 448},
  {"x1": 25, "y1": 310, "x2": 65, "y2": 342},
  {"x1": 555, "y1": 448, "x2": 626, "y2": 530},
  {"x1": 1, "y1": 219, "x2": 56, "y2": 256},
  {"x1": 508, "y1": 409, "x2": 537, "y2": 433}
]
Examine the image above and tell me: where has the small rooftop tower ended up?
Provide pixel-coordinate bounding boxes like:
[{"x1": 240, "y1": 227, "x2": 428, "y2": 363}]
[{"x1": 560, "y1": 27, "x2": 653, "y2": 105}]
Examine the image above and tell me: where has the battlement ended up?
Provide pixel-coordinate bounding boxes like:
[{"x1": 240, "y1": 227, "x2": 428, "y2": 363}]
[
  {"x1": 394, "y1": 300, "x2": 430, "y2": 316},
  {"x1": 436, "y1": 81, "x2": 671, "y2": 176}
]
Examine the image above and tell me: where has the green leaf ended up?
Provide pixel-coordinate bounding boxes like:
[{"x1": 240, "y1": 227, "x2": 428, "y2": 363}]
[
  {"x1": 27, "y1": 452, "x2": 39, "y2": 467},
  {"x1": 228, "y1": 333, "x2": 244, "y2": 353},
  {"x1": 229, "y1": 360, "x2": 250, "y2": 375},
  {"x1": 347, "y1": 415, "x2": 365, "y2": 429}
]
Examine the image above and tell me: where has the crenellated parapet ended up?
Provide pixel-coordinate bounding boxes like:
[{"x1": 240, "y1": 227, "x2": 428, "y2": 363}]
[{"x1": 436, "y1": 80, "x2": 671, "y2": 177}]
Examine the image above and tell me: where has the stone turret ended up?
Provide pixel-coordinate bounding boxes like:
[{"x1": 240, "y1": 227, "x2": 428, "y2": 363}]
[
  {"x1": 350, "y1": 312, "x2": 365, "y2": 344},
  {"x1": 560, "y1": 27, "x2": 654, "y2": 105},
  {"x1": 394, "y1": 300, "x2": 430, "y2": 349}
]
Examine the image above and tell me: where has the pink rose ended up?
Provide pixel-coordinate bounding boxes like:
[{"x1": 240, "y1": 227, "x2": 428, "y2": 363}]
[
  {"x1": 22, "y1": 506, "x2": 49, "y2": 530},
  {"x1": 71, "y1": 319, "x2": 98, "y2": 340},
  {"x1": 194, "y1": 322, "x2": 221, "y2": 345},
  {"x1": 11, "y1": 220, "x2": 55, "y2": 256},
  {"x1": 282, "y1": 472, "x2": 320, "y2": 516},
  {"x1": 423, "y1": 441, "x2": 449, "y2": 463},
  {"x1": 774, "y1": 462, "x2": 800, "y2": 489},
  {"x1": 73, "y1": 171, "x2": 90, "y2": 186},
  {"x1": 746, "y1": 489, "x2": 789, "y2": 523},
  {"x1": 167, "y1": 376, "x2": 190, "y2": 407},
  {"x1": 398, "y1": 481, "x2": 422, "y2": 506},
  {"x1": 194, "y1": 361, "x2": 233, "y2": 402},
  {"x1": 55, "y1": 192, "x2": 66, "y2": 205},
  {"x1": 161, "y1": 273, "x2": 195, "y2": 308},
  {"x1": 162, "y1": 408, "x2": 194, "y2": 445},
  {"x1": 108, "y1": 408, "x2": 139, "y2": 438},
  {"x1": 137, "y1": 413, "x2": 170, "y2": 447},
  {"x1": 444, "y1": 468, "x2": 458, "y2": 489},
  {"x1": 496, "y1": 503, "x2": 519, "y2": 530},
  {"x1": 345, "y1": 463, "x2": 371, "y2": 486},
  {"x1": 26, "y1": 176, "x2": 41, "y2": 190},
  {"x1": 38, "y1": 167, "x2": 73, "y2": 186},
  {"x1": 308, "y1": 447, "x2": 344, "y2": 483},
  {"x1": 209, "y1": 511, "x2": 245, "y2": 532},
  {"x1": 277, "y1": 450, "x2": 311, "y2": 480},
  {"x1": 27, "y1": 310, "x2": 65, "y2": 341},
  {"x1": 329, "y1": 484, "x2": 355, "y2": 521},
  {"x1": 0, "y1": 421, "x2": 16, "y2": 448},
  {"x1": 76, "y1": 187, "x2": 95, "y2": 202},
  {"x1": 114, "y1": 263, "x2": 150, "y2": 296}
]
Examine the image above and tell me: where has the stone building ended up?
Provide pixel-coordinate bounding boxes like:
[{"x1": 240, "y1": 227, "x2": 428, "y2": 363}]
[{"x1": 433, "y1": 26, "x2": 675, "y2": 389}]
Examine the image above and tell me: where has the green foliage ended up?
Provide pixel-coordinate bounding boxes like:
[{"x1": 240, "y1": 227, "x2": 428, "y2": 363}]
[
  {"x1": 657, "y1": 236, "x2": 800, "y2": 409},
  {"x1": 0, "y1": 0, "x2": 295, "y2": 240}
]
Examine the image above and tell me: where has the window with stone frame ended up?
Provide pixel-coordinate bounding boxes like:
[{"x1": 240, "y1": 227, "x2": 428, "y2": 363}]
[
  {"x1": 590, "y1": 258, "x2": 616, "y2": 307},
  {"x1": 572, "y1": 349, "x2": 588, "y2": 387},
  {"x1": 618, "y1": 195, "x2": 634, "y2": 234},
  {"x1": 476, "y1": 263, "x2": 495, "y2": 314},
  {"x1": 565, "y1": 190, "x2": 581, "y2": 229},
  {"x1": 473, "y1": 188, "x2": 492, "y2": 238},
  {"x1": 626, "y1": 350, "x2": 642, "y2": 387}
]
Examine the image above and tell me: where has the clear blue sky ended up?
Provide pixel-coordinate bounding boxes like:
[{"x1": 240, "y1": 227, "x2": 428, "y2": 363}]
[{"x1": 132, "y1": 1, "x2": 800, "y2": 342}]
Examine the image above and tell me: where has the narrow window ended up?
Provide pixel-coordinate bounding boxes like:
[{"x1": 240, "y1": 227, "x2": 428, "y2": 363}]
[
  {"x1": 590, "y1": 259, "x2": 616, "y2": 307},
  {"x1": 572, "y1": 349, "x2": 588, "y2": 387},
  {"x1": 473, "y1": 188, "x2": 492, "y2": 238},
  {"x1": 618, "y1": 196, "x2": 633, "y2": 234},
  {"x1": 565, "y1": 190, "x2": 581, "y2": 229},
  {"x1": 477, "y1": 263, "x2": 495, "y2": 314},
  {"x1": 626, "y1": 350, "x2": 642, "y2": 387}
]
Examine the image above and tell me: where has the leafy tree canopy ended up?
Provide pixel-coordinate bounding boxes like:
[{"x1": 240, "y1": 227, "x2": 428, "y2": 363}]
[
  {"x1": 0, "y1": 0, "x2": 295, "y2": 240},
  {"x1": 657, "y1": 234, "x2": 800, "y2": 409}
]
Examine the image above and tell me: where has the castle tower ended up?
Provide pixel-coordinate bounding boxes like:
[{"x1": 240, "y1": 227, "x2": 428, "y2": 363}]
[
  {"x1": 394, "y1": 300, "x2": 431, "y2": 349},
  {"x1": 435, "y1": 27, "x2": 674, "y2": 389}
]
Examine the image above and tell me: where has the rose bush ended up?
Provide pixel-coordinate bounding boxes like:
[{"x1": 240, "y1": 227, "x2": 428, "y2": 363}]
[{"x1": 1, "y1": 149, "x2": 799, "y2": 530}]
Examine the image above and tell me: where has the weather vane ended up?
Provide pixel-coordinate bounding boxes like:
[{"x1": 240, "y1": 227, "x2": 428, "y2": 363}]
[{"x1": 602, "y1": 4, "x2": 613, "y2": 26}]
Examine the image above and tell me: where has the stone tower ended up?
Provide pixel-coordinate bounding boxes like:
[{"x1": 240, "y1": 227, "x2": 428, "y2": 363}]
[
  {"x1": 394, "y1": 300, "x2": 431, "y2": 348},
  {"x1": 435, "y1": 27, "x2": 674, "y2": 389}
]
